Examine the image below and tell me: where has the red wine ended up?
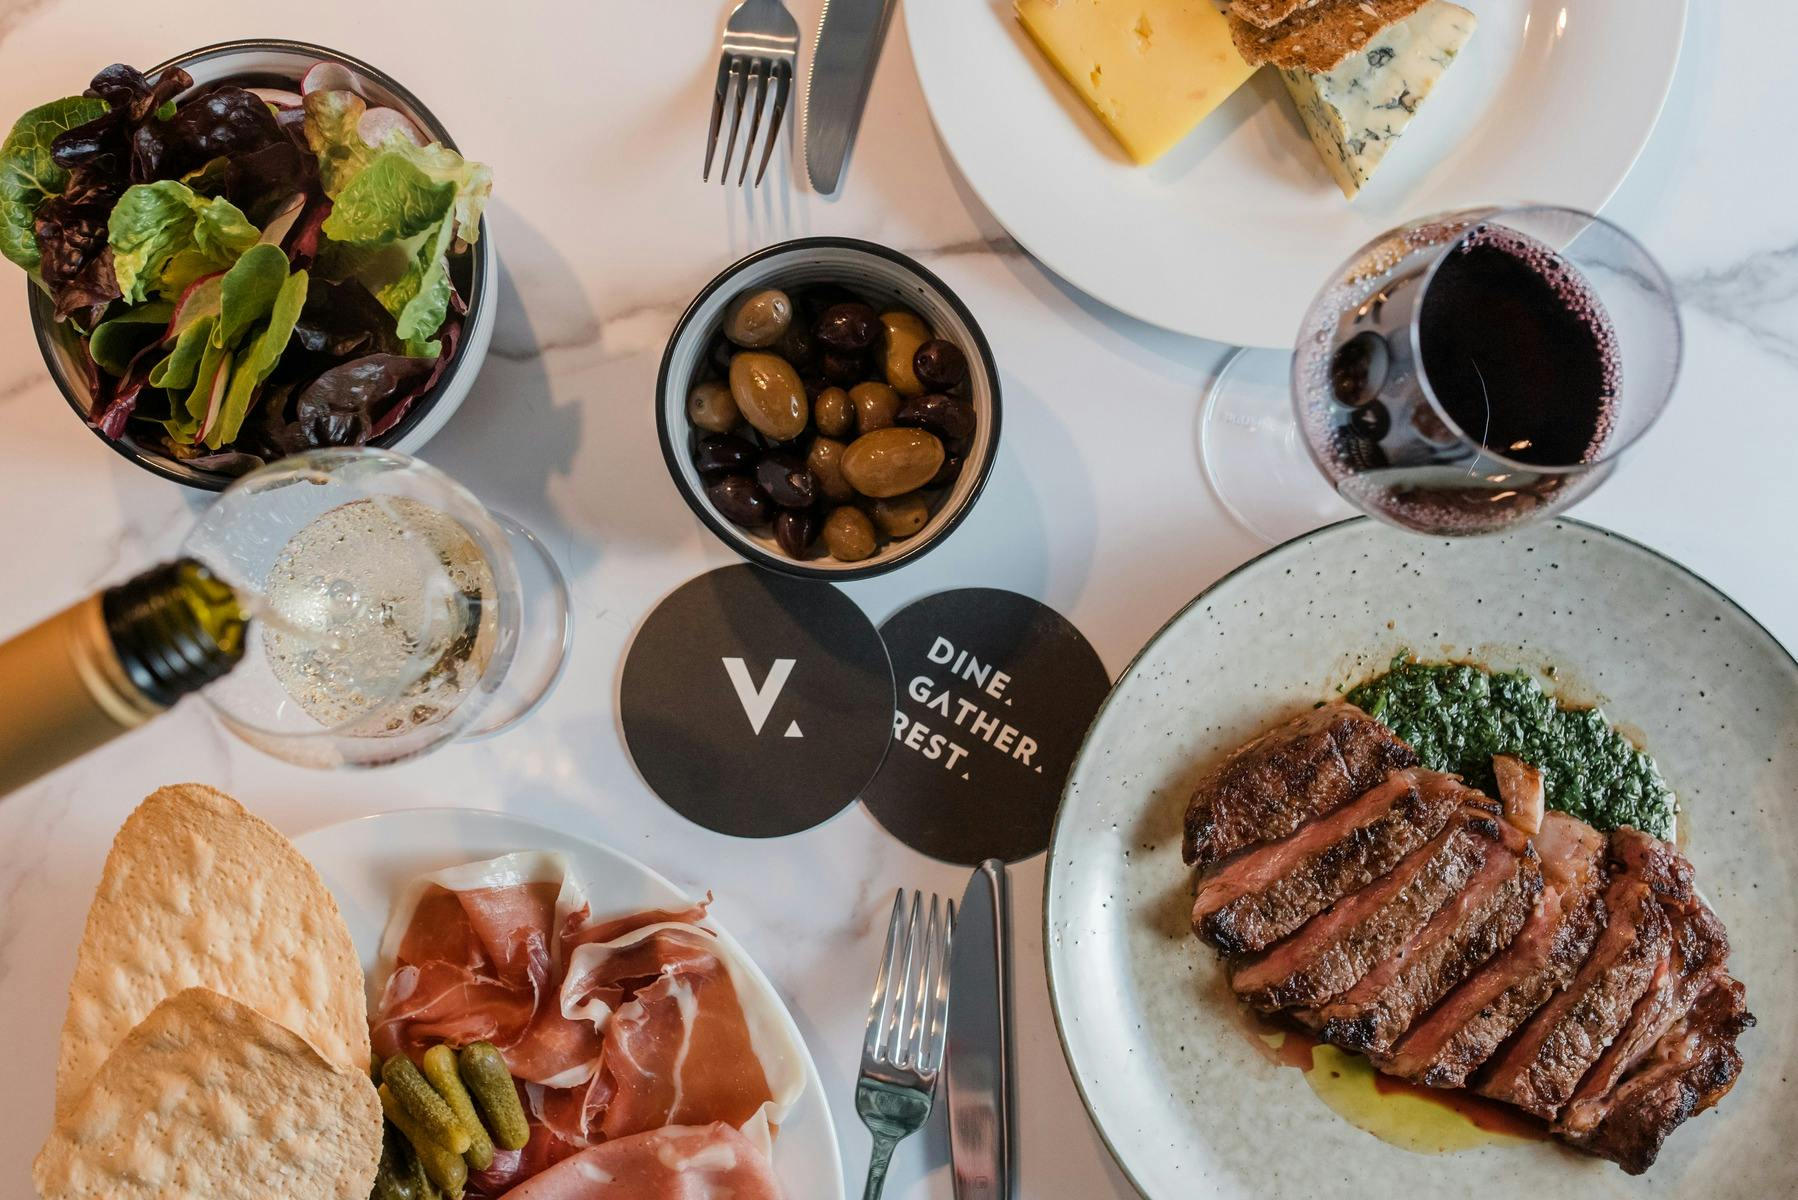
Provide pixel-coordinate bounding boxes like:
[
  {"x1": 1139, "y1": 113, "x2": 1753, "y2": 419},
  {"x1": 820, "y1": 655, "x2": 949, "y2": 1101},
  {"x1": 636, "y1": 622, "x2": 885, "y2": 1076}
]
[{"x1": 1418, "y1": 227, "x2": 1618, "y2": 467}]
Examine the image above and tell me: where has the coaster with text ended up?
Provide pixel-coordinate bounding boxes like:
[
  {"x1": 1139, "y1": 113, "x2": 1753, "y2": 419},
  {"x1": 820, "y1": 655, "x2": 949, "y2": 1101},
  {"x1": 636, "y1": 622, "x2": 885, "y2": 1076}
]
[
  {"x1": 621, "y1": 565, "x2": 894, "y2": 838},
  {"x1": 863, "y1": 588, "x2": 1110, "y2": 864}
]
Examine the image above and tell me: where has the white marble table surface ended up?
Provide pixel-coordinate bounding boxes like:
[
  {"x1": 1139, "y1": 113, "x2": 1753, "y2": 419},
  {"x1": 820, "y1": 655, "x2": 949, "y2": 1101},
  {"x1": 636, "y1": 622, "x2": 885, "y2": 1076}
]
[{"x1": 0, "y1": 2, "x2": 1792, "y2": 1197}]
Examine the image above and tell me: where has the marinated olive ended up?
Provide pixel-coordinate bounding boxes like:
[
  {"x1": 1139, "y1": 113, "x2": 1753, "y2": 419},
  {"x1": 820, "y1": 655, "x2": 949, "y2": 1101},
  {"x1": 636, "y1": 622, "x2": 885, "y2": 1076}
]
[
  {"x1": 814, "y1": 387, "x2": 854, "y2": 438},
  {"x1": 928, "y1": 453, "x2": 964, "y2": 489},
  {"x1": 814, "y1": 301, "x2": 881, "y2": 352},
  {"x1": 722, "y1": 288, "x2": 794, "y2": 348},
  {"x1": 687, "y1": 380, "x2": 740, "y2": 434},
  {"x1": 706, "y1": 474, "x2": 771, "y2": 527},
  {"x1": 775, "y1": 509, "x2": 821, "y2": 558},
  {"x1": 693, "y1": 433, "x2": 757, "y2": 476},
  {"x1": 849, "y1": 381, "x2": 902, "y2": 434},
  {"x1": 755, "y1": 453, "x2": 818, "y2": 509},
  {"x1": 777, "y1": 320, "x2": 818, "y2": 370},
  {"x1": 912, "y1": 339, "x2": 968, "y2": 390},
  {"x1": 728, "y1": 352, "x2": 809, "y2": 441},
  {"x1": 823, "y1": 506, "x2": 878, "y2": 562},
  {"x1": 880, "y1": 310, "x2": 930, "y2": 396},
  {"x1": 840, "y1": 427, "x2": 946, "y2": 498},
  {"x1": 821, "y1": 351, "x2": 868, "y2": 387},
  {"x1": 870, "y1": 492, "x2": 930, "y2": 539},
  {"x1": 807, "y1": 436, "x2": 855, "y2": 502},
  {"x1": 896, "y1": 392, "x2": 975, "y2": 441},
  {"x1": 706, "y1": 336, "x2": 735, "y2": 378}
]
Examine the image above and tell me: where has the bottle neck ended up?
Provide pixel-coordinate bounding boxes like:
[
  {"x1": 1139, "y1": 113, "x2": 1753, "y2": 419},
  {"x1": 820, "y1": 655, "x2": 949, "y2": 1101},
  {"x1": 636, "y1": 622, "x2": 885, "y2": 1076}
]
[{"x1": 101, "y1": 558, "x2": 246, "y2": 707}]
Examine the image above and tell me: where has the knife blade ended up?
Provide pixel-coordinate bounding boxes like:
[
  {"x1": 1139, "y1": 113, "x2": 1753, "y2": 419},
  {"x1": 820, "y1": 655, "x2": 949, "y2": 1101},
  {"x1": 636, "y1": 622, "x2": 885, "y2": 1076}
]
[
  {"x1": 804, "y1": 0, "x2": 899, "y2": 194},
  {"x1": 946, "y1": 859, "x2": 1015, "y2": 1199}
]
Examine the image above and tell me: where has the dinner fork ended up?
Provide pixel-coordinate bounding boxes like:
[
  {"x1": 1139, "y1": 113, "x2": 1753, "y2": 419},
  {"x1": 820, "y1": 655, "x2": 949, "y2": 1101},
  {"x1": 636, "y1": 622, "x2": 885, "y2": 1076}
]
[
  {"x1": 857, "y1": 889, "x2": 955, "y2": 1200},
  {"x1": 703, "y1": 0, "x2": 800, "y2": 187}
]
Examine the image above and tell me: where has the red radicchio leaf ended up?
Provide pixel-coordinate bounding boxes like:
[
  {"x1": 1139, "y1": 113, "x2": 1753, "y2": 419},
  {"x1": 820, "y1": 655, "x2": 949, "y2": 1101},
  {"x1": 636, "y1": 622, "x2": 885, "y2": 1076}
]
[
  {"x1": 130, "y1": 83, "x2": 284, "y2": 183},
  {"x1": 295, "y1": 352, "x2": 435, "y2": 447},
  {"x1": 294, "y1": 277, "x2": 398, "y2": 357},
  {"x1": 284, "y1": 195, "x2": 332, "y2": 271},
  {"x1": 368, "y1": 309, "x2": 463, "y2": 440}
]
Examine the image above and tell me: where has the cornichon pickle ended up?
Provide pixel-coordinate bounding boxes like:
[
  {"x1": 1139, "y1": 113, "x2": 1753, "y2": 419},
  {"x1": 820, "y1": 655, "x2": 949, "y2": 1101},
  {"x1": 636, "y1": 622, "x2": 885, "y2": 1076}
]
[
  {"x1": 422, "y1": 1043, "x2": 495, "y2": 1170},
  {"x1": 458, "y1": 1041, "x2": 530, "y2": 1151},
  {"x1": 380, "y1": 1084, "x2": 468, "y2": 1196},
  {"x1": 370, "y1": 1051, "x2": 383, "y2": 1084},
  {"x1": 383, "y1": 1054, "x2": 472, "y2": 1156},
  {"x1": 373, "y1": 1122, "x2": 419, "y2": 1200}
]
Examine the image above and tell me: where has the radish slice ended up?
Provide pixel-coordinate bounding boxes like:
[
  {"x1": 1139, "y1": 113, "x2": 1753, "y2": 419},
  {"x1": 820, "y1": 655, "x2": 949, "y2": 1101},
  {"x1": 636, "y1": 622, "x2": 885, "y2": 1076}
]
[
  {"x1": 301, "y1": 61, "x2": 358, "y2": 96},
  {"x1": 197, "y1": 360, "x2": 234, "y2": 446},
  {"x1": 357, "y1": 106, "x2": 425, "y2": 147},
  {"x1": 257, "y1": 194, "x2": 307, "y2": 247},
  {"x1": 248, "y1": 87, "x2": 303, "y2": 109}
]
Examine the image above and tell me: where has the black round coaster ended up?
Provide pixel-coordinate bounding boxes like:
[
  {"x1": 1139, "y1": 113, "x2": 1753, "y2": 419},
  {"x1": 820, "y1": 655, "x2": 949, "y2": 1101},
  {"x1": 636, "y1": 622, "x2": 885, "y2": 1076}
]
[
  {"x1": 863, "y1": 588, "x2": 1110, "y2": 865},
  {"x1": 621, "y1": 565, "x2": 894, "y2": 838}
]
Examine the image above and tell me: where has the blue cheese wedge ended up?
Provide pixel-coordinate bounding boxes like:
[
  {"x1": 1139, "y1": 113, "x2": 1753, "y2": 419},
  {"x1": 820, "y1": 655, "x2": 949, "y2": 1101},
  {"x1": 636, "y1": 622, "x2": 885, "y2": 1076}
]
[{"x1": 1280, "y1": 1, "x2": 1477, "y2": 198}]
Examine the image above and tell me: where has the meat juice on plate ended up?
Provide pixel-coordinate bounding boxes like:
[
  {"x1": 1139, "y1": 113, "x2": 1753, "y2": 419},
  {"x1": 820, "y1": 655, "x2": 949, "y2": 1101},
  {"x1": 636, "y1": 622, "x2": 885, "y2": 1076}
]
[{"x1": 1296, "y1": 219, "x2": 1623, "y2": 536}]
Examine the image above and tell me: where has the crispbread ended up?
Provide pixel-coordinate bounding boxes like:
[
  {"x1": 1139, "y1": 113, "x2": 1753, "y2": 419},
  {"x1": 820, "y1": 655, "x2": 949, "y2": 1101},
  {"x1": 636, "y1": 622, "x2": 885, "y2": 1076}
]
[
  {"x1": 1229, "y1": 0, "x2": 1325, "y2": 29},
  {"x1": 1231, "y1": 0, "x2": 1431, "y2": 72},
  {"x1": 53, "y1": 784, "x2": 369, "y2": 1122},
  {"x1": 33, "y1": 988, "x2": 382, "y2": 1200}
]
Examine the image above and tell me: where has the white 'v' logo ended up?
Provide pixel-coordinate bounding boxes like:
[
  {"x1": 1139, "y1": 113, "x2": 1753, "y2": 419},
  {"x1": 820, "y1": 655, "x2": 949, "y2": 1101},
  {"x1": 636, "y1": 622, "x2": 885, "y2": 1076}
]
[{"x1": 722, "y1": 657, "x2": 797, "y2": 735}]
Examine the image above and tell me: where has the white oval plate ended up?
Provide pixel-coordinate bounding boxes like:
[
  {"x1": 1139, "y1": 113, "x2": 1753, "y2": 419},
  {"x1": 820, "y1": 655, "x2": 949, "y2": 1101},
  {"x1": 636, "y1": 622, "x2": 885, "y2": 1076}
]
[
  {"x1": 1045, "y1": 519, "x2": 1797, "y2": 1198},
  {"x1": 296, "y1": 808, "x2": 845, "y2": 1199},
  {"x1": 907, "y1": 0, "x2": 1687, "y2": 348}
]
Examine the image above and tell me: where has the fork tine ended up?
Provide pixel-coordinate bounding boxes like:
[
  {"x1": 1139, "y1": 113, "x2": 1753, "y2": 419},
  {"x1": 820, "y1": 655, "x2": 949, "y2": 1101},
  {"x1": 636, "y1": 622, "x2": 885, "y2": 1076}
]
[
  {"x1": 906, "y1": 895, "x2": 941, "y2": 1068},
  {"x1": 718, "y1": 56, "x2": 748, "y2": 186},
  {"x1": 885, "y1": 892, "x2": 922, "y2": 1064},
  {"x1": 752, "y1": 60, "x2": 791, "y2": 187},
  {"x1": 702, "y1": 52, "x2": 733, "y2": 182},
  {"x1": 736, "y1": 59, "x2": 770, "y2": 186},
  {"x1": 923, "y1": 898, "x2": 955, "y2": 1072},
  {"x1": 862, "y1": 890, "x2": 906, "y2": 1060}
]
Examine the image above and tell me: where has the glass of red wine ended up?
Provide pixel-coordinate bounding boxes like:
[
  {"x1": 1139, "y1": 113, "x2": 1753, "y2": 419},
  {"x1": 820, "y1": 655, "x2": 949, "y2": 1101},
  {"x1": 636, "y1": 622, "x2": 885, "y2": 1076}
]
[{"x1": 1200, "y1": 207, "x2": 1680, "y2": 540}]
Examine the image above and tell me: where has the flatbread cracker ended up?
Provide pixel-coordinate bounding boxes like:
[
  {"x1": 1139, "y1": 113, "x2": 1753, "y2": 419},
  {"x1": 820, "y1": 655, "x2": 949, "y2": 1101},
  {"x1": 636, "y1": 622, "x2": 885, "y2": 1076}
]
[
  {"x1": 53, "y1": 784, "x2": 369, "y2": 1121},
  {"x1": 1231, "y1": 0, "x2": 1431, "y2": 72},
  {"x1": 1230, "y1": 0, "x2": 1326, "y2": 30},
  {"x1": 34, "y1": 988, "x2": 382, "y2": 1200}
]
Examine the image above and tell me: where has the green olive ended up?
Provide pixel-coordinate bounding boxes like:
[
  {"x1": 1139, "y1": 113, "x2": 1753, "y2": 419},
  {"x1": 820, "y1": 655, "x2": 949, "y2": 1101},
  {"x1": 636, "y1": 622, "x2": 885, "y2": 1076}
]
[
  {"x1": 728, "y1": 352, "x2": 808, "y2": 441},
  {"x1": 840, "y1": 427, "x2": 946, "y2": 499},
  {"x1": 807, "y1": 436, "x2": 855, "y2": 502},
  {"x1": 880, "y1": 310, "x2": 930, "y2": 397},
  {"x1": 849, "y1": 380, "x2": 901, "y2": 434},
  {"x1": 722, "y1": 288, "x2": 794, "y2": 348},
  {"x1": 814, "y1": 387, "x2": 854, "y2": 438},
  {"x1": 823, "y1": 506, "x2": 877, "y2": 562},
  {"x1": 870, "y1": 492, "x2": 931, "y2": 539},
  {"x1": 687, "y1": 380, "x2": 741, "y2": 434}
]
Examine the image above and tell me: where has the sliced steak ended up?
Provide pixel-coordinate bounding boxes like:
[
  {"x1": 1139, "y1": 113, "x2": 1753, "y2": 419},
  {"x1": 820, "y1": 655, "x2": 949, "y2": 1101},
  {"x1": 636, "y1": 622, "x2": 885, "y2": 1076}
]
[
  {"x1": 1476, "y1": 829, "x2": 1675, "y2": 1118},
  {"x1": 1182, "y1": 701, "x2": 1416, "y2": 867},
  {"x1": 1569, "y1": 974, "x2": 1754, "y2": 1175},
  {"x1": 1192, "y1": 769, "x2": 1470, "y2": 955},
  {"x1": 1306, "y1": 822, "x2": 1542, "y2": 1056},
  {"x1": 1229, "y1": 804, "x2": 1497, "y2": 1012},
  {"x1": 1380, "y1": 813, "x2": 1607, "y2": 1086}
]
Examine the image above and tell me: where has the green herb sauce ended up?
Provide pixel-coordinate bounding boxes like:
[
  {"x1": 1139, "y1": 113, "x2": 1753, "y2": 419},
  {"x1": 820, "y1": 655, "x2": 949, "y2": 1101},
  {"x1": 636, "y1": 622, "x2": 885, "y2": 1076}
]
[{"x1": 1346, "y1": 657, "x2": 1674, "y2": 838}]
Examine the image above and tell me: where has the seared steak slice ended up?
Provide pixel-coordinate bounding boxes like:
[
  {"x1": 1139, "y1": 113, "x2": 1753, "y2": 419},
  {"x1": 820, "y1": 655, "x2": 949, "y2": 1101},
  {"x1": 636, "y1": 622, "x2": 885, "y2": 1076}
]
[
  {"x1": 1569, "y1": 974, "x2": 1754, "y2": 1175},
  {"x1": 1476, "y1": 829, "x2": 1675, "y2": 1118},
  {"x1": 1183, "y1": 701, "x2": 1416, "y2": 867},
  {"x1": 1307, "y1": 822, "x2": 1542, "y2": 1055},
  {"x1": 1381, "y1": 813, "x2": 1606, "y2": 1086},
  {"x1": 1192, "y1": 769, "x2": 1470, "y2": 955},
  {"x1": 1229, "y1": 805, "x2": 1496, "y2": 1011}
]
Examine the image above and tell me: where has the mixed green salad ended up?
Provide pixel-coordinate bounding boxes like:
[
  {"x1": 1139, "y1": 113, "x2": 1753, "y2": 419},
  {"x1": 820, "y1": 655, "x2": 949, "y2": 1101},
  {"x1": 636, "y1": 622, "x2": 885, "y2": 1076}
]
[{"x1": 0, "y1": 61, "x2": 490, "y2": 473}]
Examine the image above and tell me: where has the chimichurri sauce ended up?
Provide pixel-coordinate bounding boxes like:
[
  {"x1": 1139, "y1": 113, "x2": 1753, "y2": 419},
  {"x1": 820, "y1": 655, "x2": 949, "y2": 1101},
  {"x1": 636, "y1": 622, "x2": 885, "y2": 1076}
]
[{"x1": 1346, "y1": 657, "x2": 1674, "y2": 838}]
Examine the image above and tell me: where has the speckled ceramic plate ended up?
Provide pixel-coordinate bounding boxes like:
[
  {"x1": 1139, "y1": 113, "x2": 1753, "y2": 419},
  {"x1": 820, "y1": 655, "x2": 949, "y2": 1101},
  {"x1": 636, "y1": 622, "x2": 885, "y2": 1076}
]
[{"x1": 1046, "y1": 518, "x2": 1798, "y2": 1199}]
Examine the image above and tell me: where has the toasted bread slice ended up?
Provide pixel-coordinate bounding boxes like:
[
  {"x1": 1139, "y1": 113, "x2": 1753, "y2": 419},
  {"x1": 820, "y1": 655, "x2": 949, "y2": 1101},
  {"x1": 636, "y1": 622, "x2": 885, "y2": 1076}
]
[
  {"x1": 1230, "y1": 0, "x2": 1324, "y2": 29},
  {"x1": 1232, "y1": 0, "x2": 1431, "y2": 72}
]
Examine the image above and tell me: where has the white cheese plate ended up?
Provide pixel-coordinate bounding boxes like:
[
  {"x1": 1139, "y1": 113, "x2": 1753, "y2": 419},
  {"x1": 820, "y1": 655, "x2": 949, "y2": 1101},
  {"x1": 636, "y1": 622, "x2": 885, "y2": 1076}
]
[{"x1": 905, "y1": 0, "x2": 1688, "y2": 348}]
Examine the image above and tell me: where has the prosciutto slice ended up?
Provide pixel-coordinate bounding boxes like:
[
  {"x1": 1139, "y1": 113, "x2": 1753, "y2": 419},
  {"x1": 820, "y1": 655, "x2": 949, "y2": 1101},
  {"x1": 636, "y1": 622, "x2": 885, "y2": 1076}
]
[{"x1": 496, "y1": 1124, "x2": 782, "y2": 1199}]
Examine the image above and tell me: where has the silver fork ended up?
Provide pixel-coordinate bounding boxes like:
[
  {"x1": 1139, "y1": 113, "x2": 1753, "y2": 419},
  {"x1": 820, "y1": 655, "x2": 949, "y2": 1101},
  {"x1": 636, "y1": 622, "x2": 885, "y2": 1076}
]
[
  {"x1": 857, "y1": 889, "x2": 955, "y2": 1200},
  {"x1": 703, "y1": 0, "x2": 800, "y2": 187}
]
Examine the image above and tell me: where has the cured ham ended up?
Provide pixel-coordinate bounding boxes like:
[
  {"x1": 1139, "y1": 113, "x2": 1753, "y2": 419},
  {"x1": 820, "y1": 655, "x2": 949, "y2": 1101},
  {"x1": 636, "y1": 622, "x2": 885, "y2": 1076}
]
[{"x1": 370, "y1": 853, "x2": 802, "y2": 1197}]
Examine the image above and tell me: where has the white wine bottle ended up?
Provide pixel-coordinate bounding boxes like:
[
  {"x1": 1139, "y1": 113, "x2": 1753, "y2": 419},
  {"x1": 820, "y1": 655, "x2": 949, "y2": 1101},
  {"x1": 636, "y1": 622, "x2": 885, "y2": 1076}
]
[{"x1": 0, "y1": 559, "x2": 245, "y2": 796}]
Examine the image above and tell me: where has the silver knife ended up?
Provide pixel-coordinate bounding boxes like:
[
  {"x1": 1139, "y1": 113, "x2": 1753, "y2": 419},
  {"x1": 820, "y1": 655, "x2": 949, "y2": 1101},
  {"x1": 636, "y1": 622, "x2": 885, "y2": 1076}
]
[
  {"x1": 804, "y1": 0, "x2": 899, "y2": 194},
  {"x1": 946, "y1": 859, "x2": 1015, "y2": 1199}
]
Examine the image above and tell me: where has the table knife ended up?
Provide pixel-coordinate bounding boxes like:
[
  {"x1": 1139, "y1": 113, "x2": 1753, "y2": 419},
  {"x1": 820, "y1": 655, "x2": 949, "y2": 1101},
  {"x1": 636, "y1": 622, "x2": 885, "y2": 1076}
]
[
  {"x1": 946, "y1": 858, "x2": 1015, "y2": 1199},
  {"x1": 804, "y1": 0, "x2": 899, "y2": 193}
]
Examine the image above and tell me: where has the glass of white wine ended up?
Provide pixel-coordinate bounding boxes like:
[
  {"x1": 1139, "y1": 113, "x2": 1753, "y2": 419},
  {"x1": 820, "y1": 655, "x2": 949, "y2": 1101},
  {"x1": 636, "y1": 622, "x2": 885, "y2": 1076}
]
[{"x1": 181, "y1": 447, "x2": 570, "y2": 768}]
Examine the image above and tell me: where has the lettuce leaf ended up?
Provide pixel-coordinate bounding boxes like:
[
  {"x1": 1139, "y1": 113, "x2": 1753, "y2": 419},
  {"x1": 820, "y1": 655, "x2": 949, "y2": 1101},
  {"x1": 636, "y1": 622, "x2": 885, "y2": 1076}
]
[
  {"x1": 88, "y1": 299, "x2": 172, "y2": 375},
  {"x1": 214, "y1": 242, "x2": 289, "y2": 346},
  {"x1": 209, "y1": 267, "x2": 307, "y2": 448},
  {"x1": 322, "y1": 153, "x2": 454, "y2": 245},
  {"x1": 108, "y1": 180, "x2": 259, "y2": 302},
  {"x1": 301, "y1": 89, "x2": 374, "y2": 195},
  {"x1": 0, "y1": 96, "x2": 107, "y2": 271}
]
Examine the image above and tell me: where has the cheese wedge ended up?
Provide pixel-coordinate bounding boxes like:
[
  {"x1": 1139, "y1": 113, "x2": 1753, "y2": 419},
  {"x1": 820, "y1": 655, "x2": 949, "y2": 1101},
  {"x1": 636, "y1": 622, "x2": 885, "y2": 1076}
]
[
  {"x1": 1279, "y1": 0, "x2": 1476, "y2": 197},
  {"x1": 1016, "y1": 0, "x2": 1258, "y2": 165}
]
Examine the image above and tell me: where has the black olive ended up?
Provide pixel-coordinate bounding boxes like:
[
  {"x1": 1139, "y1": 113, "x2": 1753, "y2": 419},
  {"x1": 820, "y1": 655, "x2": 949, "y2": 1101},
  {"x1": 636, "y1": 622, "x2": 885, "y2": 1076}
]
[
  {"x1": 706, "y1": 334, "x2": 735, "y2": 378},
  {"x1": 814, "y1": 302, "x2": 881, "y2": 352},
  {"x1": 776, "y1": 320, "x2": 819, "y2": 370},
  {"x1": 755, "y1": 453, "x2": 819, "y2": 509},
  {"x1": 821, "y1": 351, "x2": 869, "y2": 386},
  {"x1": 912, "y1": 339, "x2": 968, "y2": 390},
  {"x1": 693, "y1": 433, "x2": 758, "y2": 476},
  {"x1": 927, "y1": 453, "x2": 964, "y2": 490},
  {"x1": 897, "y1": 393, "x2": 976, "y2": 441},
  {"x1": 774, "y1": 508, "x2": 821, "y2": 558},
  {"x1": 706, "y1": 474, "x2": 771, "y2": 527}
]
